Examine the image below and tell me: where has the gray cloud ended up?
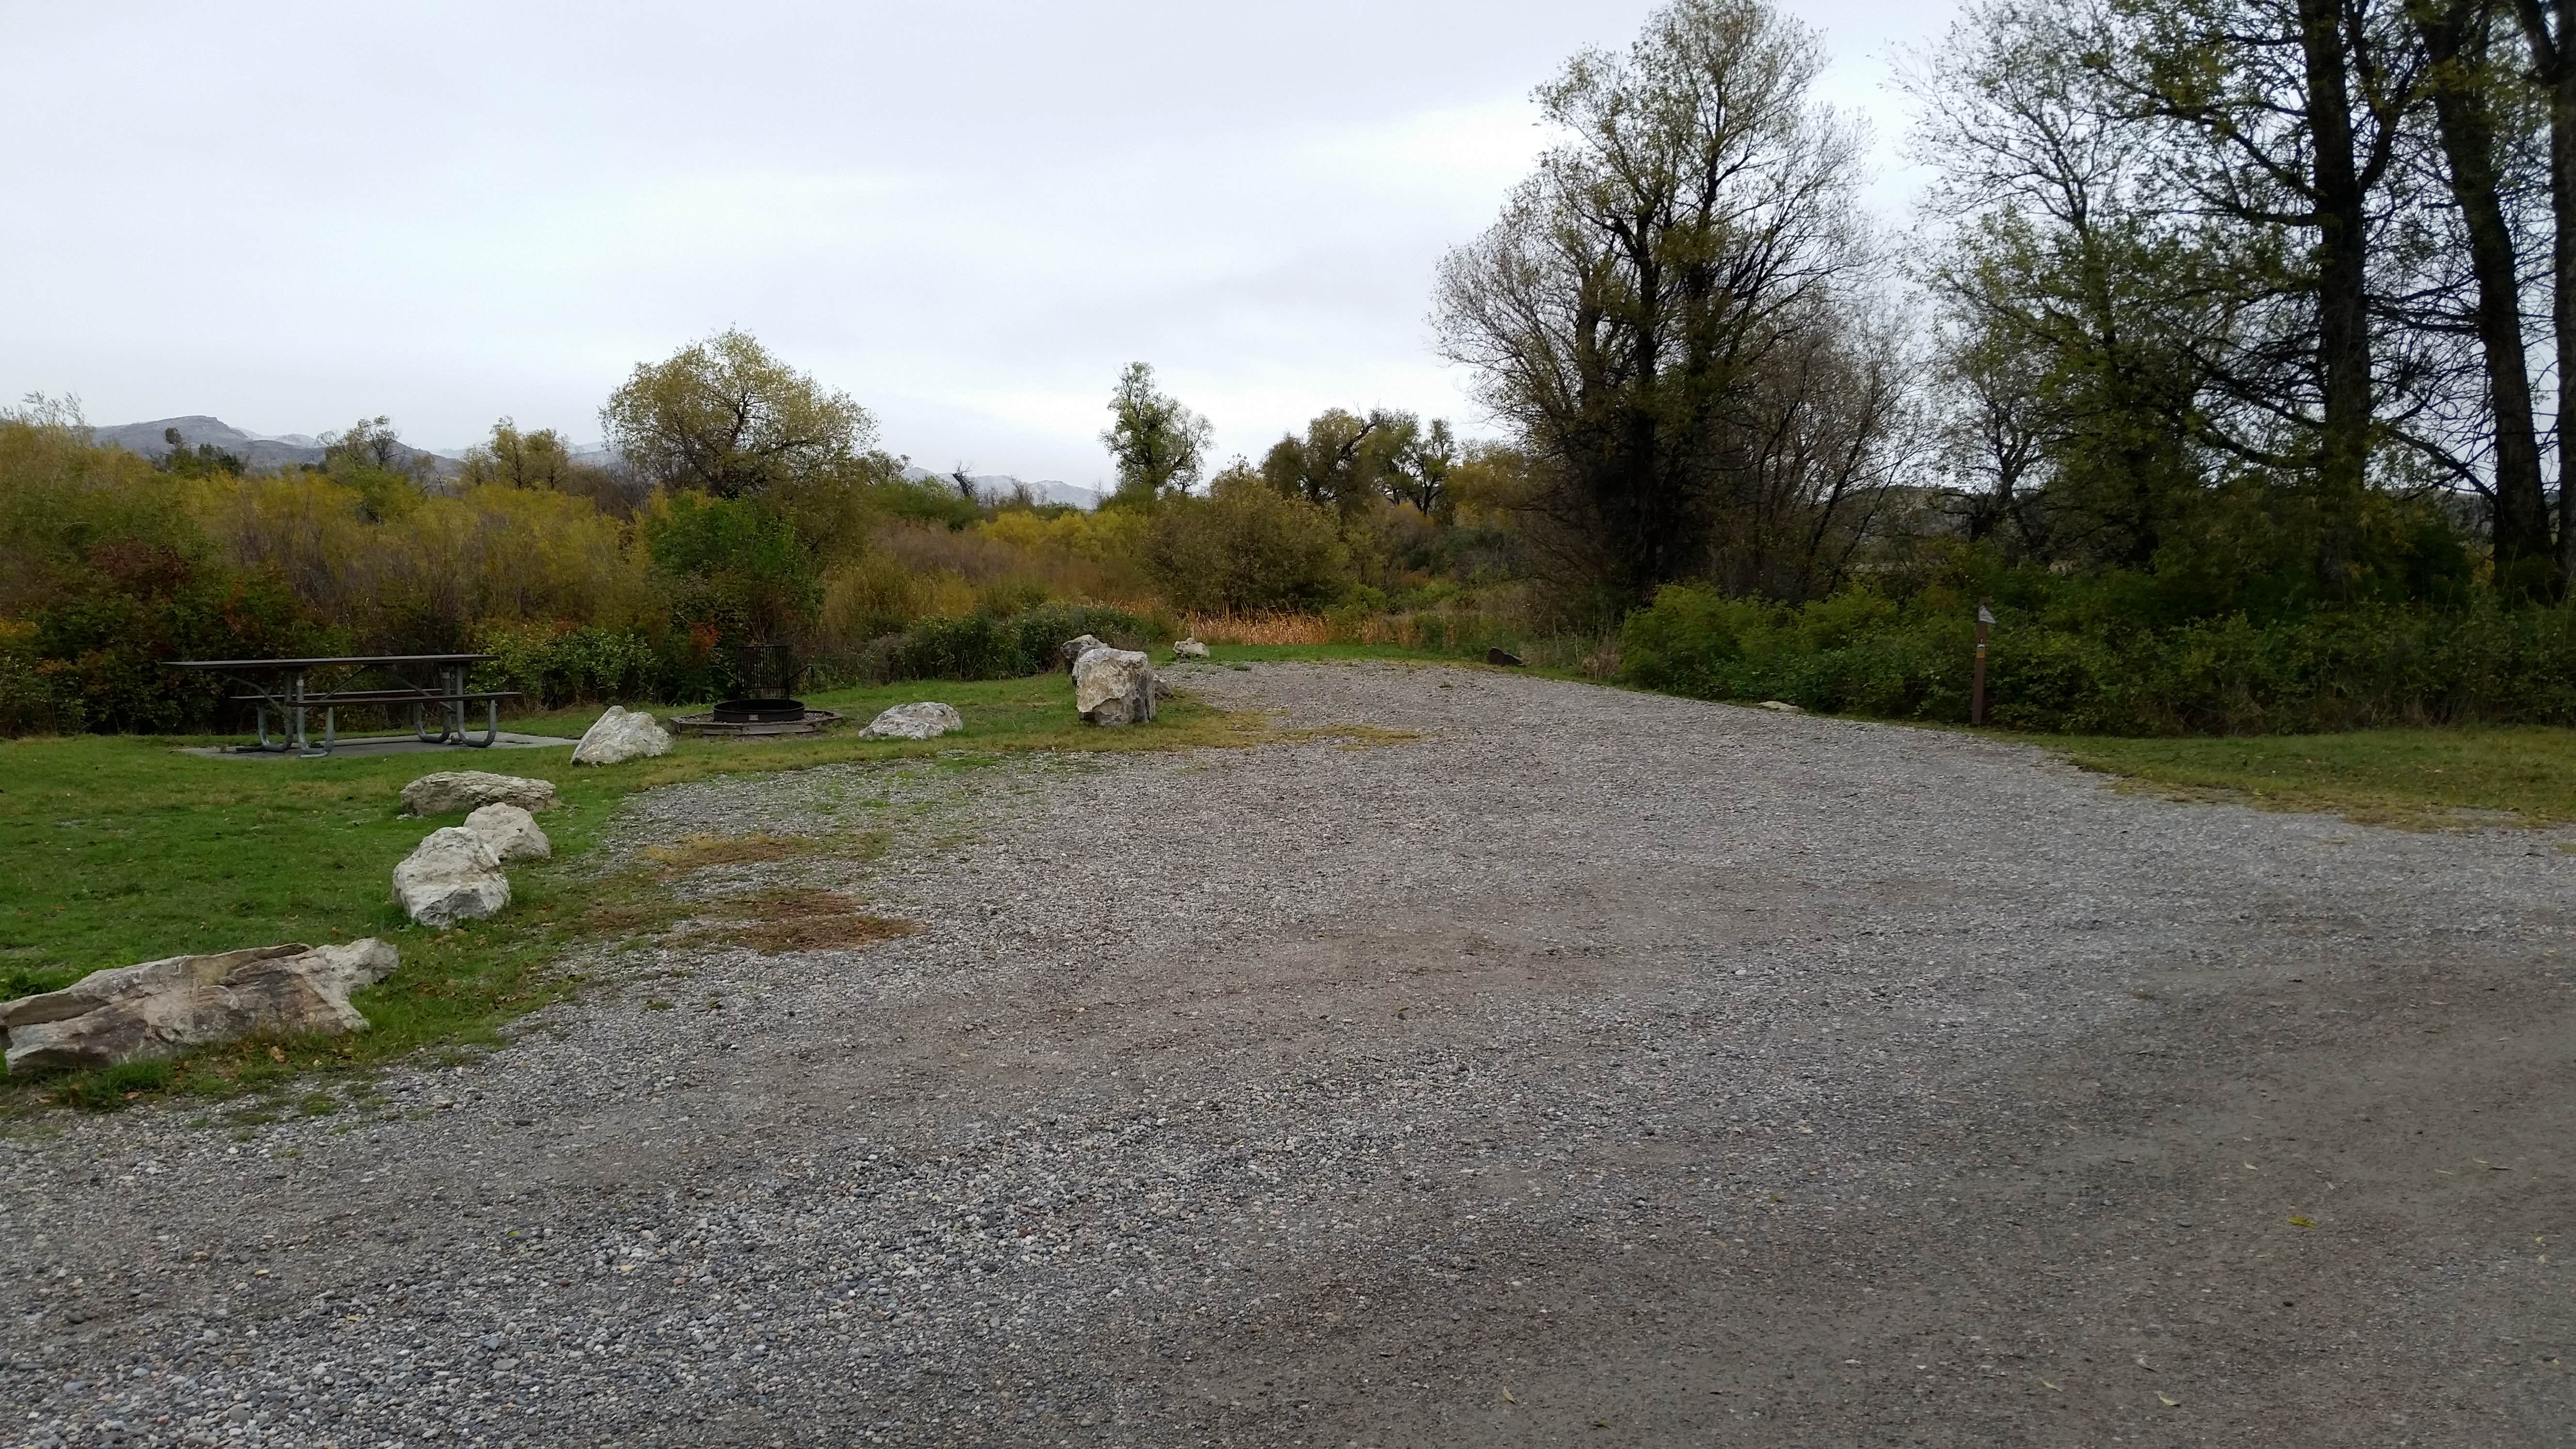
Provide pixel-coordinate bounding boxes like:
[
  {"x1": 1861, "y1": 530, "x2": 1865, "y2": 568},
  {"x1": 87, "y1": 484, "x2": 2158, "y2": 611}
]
[{"x1": 0, "y1": 0, "x2": 1953, "y2": 483}]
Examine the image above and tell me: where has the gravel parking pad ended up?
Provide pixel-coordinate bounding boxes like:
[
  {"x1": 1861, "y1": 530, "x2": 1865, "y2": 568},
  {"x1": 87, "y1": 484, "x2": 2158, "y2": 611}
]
[{"x1": 3, "y1": 660, "x2": 2569, "y2": 1446}]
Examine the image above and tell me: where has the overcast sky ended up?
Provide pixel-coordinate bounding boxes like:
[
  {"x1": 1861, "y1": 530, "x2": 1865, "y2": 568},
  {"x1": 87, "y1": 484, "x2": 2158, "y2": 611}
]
[{"x1": 1, "y1": 0, "x2": 1957, "y2": 486}]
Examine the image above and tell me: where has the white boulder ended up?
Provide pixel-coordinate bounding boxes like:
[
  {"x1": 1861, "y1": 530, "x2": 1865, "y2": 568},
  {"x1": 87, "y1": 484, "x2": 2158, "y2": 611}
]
[
  {"x1": 400, "y1": 770, "x2": 558, "y2": 817},
  {"x1": 1, "y1": 939, "x2": 399, "y2": 1075},
  {"x1": 393, "y1": 827, "x2": 511, "y2": 927},
  {"x1": 462, "y1": 803, "x2": 551, "y2": 862},
  {"x1": 572, "y1": 705, "x2": 672, "y2": 766},
  {"x1": 1172, "y1": 638, "x2": 1209, "y2": 660},
  {"x1": 1073, "y1": 647, "x2": 1159, "y2": 727},
  {"x1": 858, "y1": 701, "x2": 965, "y2": 740}
]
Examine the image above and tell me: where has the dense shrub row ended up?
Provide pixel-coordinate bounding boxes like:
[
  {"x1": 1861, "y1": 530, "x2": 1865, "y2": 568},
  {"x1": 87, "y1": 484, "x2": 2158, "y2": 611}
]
[
  {"x1": 0, "y1": 410, "x2": 1202, "y2": 734},
  {"x1": 461, "y1": 604, "x2": 1168, "y2": 712},
  {"x1": 1619, "y1": 583, "x2": 2576, "y2": 734}
]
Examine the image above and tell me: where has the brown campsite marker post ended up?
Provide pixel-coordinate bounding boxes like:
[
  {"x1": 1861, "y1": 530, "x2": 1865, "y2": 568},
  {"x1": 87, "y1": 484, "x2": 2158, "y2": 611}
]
[{"x1": 1972, "y1": 597, "x2": 1993, "y2": 726}]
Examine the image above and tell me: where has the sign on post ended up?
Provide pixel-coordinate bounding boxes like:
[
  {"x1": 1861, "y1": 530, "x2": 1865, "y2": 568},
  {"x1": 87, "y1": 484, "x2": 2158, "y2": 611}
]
[{"x1": 1972, "y1": 599, "x2": 1994, "y2": 726}]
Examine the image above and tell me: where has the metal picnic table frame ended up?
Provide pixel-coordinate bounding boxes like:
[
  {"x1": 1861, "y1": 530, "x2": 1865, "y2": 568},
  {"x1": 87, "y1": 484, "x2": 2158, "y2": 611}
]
[{"x1": 163, "y1": 654, "x2": 519, "y2": 757}]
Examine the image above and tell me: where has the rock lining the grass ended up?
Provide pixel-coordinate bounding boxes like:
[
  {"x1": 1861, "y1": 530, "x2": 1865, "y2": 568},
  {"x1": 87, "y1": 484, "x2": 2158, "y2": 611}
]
[
  {"x1": 0, "y1": 938, "x2": 398, "y2": 1074},
  {"x1": 1172, "y1": 637, "x2": 1209, "y2": 659},
  {"x1": 1073, "y1": 646, "x2": 1158, "y2": 726},
  {"x1": 399, "y1": 770, "x2": 559, "y2": 817},
  {"x1": 571, "y1": 705, "x2": 672, "y2": 766},
  {"x1": 393, "y1": 827, "x2": 511, "y2": 926},
  {"x1": 858, "y1": 701, "x2": 966, "y2": 741},
  {"x1": 462, "y1": 803, "x2": 551, "y2": 862}
]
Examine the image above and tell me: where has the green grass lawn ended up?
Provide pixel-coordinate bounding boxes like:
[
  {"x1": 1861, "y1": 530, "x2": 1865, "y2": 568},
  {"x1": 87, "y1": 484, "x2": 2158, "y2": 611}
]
[
  {"x1": 2045, "y1": 726, "x2": 2576, "y2": 830},
  {"x1": 0, "y1": 671, "x2": 1266, "y2": 1111}
]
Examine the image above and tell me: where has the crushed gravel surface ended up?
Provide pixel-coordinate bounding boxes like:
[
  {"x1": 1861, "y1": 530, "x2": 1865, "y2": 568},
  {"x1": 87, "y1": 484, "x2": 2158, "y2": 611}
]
[{"x1": 3, "y1": 660, "x2": 2570, "y2": 1447}]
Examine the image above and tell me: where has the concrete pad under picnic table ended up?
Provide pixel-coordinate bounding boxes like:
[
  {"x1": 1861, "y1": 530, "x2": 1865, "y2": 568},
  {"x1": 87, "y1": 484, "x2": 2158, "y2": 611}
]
[{"x1": 177, "y1": 731, "x2": 578, "y2": 759}]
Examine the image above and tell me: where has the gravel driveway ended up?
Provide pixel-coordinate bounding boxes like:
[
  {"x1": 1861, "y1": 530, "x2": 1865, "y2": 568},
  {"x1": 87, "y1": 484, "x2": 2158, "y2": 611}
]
[{"x1": 4, "y1": 660, "x2": 2569, "y2": 1447}]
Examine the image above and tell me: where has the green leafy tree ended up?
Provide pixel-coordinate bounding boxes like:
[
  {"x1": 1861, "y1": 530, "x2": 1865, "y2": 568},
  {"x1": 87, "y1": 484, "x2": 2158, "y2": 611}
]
[
  {"x1": 459, "y1": 418, "x2": 645, "y2": 515},
  {"x1": 1389, "y1": 417, "x2": 1459, "y2": 518},
  {"x1": 602, "y1": 329, "x2": 875, "y2": 500},
  {"x1": 1100, "y1": 362, "x2": 1212, "y2": 509},
  {"x1": 155, "y1": 427, "x2": 243, "y2": 479},
  {"x1": 2081, "y1": 0, "x2": 2425, "y2": 590},
  {"x1": 319, "y1": 415, "x2": 430, "y2": 522},
  {"x1": 1260, "y1": 408, "x2": 1381, "y2": 514}
]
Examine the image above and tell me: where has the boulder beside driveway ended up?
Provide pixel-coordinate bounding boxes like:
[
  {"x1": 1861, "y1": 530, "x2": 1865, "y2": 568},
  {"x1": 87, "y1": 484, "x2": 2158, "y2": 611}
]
[
  {"x1": 858, "y1": 702, "x2": 965, "y2": 740},
  {"x1": 394, "y1": 828, "x2": 511, "y2": 927},
  {"x1": 572, "y1": 705, "x2": 672, "y2": 766},
  {"x1": 1, "y1": 939, "x2": 399, "y2": 1075},
  {"x1": 400, "y1": 770, "x2": 558, "y2": 817},
  {"x1": 1073, "y1": 647, "x2": 1159, "y2": 726},
  {"x1": 462, "y1": 803, "x2": 551, "y2": 862}
]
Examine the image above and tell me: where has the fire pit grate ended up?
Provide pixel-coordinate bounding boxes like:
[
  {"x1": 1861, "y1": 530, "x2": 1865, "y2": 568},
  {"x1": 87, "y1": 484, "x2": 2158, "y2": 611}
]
[
  {"x1": 667, "y1": 705, "x2": 843, "y2": 739},
  {"x1": 712, "y1": 697, "x2": 809, "y2": 724}
]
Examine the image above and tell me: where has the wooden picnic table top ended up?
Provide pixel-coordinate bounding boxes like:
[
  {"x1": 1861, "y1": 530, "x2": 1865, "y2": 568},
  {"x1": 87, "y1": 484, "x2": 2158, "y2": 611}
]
[{"x1": 164, "y1": 654, "x2": 492, "y2": 671}]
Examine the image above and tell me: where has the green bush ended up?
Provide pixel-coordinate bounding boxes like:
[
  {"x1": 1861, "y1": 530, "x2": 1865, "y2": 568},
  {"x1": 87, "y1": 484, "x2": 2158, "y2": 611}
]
[
  {"x1": 28, "y1": 552, "x2": 337, "y2": 735},
  {"x1": 471, "y1": 623, "x2": 666, "y2": 707},
  {"x1": 0, "y1": 644, "x2": 83, "y2": 735},
  {"x1": 1144, "y1": 472, "x2": 1351, "y2": 612},
  {"x1": 846, "y1": 603, "x2": 1167, "y2": 686},
  {"x1": 1619, "y1": 582, "x2": 2576, "y2": 734}
]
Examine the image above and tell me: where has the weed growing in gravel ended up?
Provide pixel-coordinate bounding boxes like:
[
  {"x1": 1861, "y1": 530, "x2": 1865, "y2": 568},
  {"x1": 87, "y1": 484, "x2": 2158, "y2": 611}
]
[
  {"x1": 642, "y1": 833, "x2": 809, "y2": 871},
  {"x1": 685, "y1": 890, "x2": 922, "y2": 954}
]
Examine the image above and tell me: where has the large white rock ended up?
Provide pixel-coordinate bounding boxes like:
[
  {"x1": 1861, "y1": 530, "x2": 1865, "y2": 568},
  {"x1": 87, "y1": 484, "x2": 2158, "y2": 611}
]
[
  {"x1": 462, "y1": 803, "x2": 551, "y2": 862},
  {"x1": 571, "y1": 705, "x2": 672, "y2": 766},
  {"x1": 393, "y1": 827, "x2": 511, "y2": 927},
  {"x1": 400, "y1": 770, "x2": 558, "y2": 817},
  {"x1": 1172, "y1": 638, "x2": 1210, "y2": 660},
  {"x1": 1, "y1": 939, "x2": 399, "y2": 1075},
  {"x1": 1073, "y1": 647, "x2": 1159, "y2": 727},
  {"x1": 858, "y1": 701, "x2": 965, "y2": 740}
]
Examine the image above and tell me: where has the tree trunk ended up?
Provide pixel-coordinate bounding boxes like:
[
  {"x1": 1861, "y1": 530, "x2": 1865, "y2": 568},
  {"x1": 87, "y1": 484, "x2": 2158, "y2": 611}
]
[
  {"x1": 2416, "y1": 0, "x2": 2552, "y2": 593},
  {"x1": 2300, "y1": 0, "x2": 2377, "y2": 592},
  {"x1": 2523, "y1": 0, "x2": 2576, "y2": 591}
]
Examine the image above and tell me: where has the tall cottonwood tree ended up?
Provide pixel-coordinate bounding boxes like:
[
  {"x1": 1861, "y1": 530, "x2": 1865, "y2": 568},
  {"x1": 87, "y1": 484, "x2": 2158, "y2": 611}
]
[
  {"x1": 2086, "y1": 0, "x2": 2426, "y2": 588},
  {"x1": 2402, "y1": 0, "x2": 2554, "y2": 589},
  {"x1": 600, "y1": 328, "x2": 875, "y2": 500},
  {"x1": 2512, "y1": 0, "x2": 2576, "y2": 586},
  {"x1": 1099, "y1": 362, "x2": 1213, "y2": 509},
  {"x1": 1434, "y1": 0, "x2": 1897, "y2": 609},
  {"x1": 1908, "y1": 0, "x2": 2234, "y2": 569}
]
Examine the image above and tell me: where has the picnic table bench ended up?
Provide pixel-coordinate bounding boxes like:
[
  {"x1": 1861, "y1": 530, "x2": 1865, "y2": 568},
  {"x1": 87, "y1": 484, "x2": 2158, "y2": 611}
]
[{"x1": 163, "y1": 654, "x2": 520, "y2": 757}]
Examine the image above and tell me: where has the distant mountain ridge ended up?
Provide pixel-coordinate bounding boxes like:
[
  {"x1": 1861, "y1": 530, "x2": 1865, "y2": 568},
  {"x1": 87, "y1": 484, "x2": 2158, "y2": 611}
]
[
  {"x1": 87, "y1": 417, "x2": 1095, "y2": 507},
  {"x1": 900, "y1": 465, "x2": 1099, "y2": 511},
  {"x1": 89, "y1": 416, "x2": 460, "y2": 478}
]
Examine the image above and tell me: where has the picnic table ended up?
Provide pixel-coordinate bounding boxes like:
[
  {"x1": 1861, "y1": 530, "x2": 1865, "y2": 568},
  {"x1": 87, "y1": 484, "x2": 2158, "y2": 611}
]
[{"x1": 163, "y1": 654, "x2": 519, "y2": 757}]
